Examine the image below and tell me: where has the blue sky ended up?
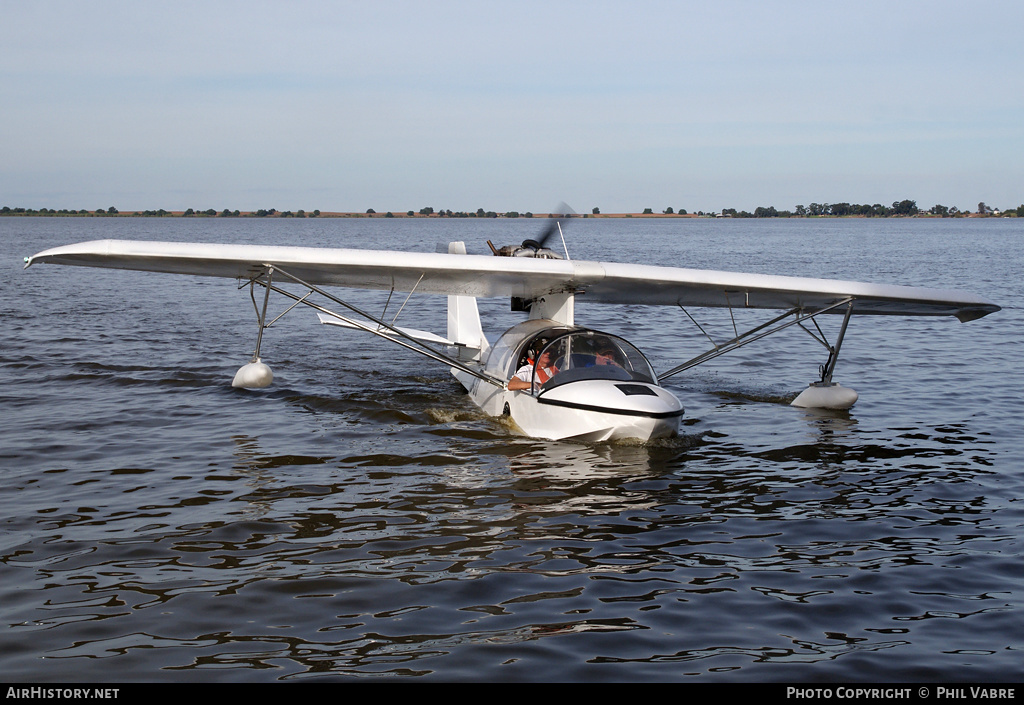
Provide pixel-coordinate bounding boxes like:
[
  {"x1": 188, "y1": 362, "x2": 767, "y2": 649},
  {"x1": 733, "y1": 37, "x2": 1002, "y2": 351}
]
[{"x1": 3, "y1": 0, "x2": 1022, "y2": 213}]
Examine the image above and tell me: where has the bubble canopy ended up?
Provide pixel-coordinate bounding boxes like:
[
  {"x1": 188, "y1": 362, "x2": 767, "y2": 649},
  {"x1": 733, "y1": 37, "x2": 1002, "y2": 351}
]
[{"x1": 532, "y1": 329, "x2": 658, "y2": 392}]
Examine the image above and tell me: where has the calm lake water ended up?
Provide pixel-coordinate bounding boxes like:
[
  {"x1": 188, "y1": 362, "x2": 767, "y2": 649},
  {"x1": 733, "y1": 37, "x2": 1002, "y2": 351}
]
[{"x1": 2, "y1": 216, "x2": 1022, "y2": 683}]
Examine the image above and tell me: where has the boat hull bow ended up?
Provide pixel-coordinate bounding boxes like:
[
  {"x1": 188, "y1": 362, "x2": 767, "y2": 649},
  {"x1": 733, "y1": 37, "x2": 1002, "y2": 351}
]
[{"x1": 514, "y1": 379, "x2": 683, "y2": 442}]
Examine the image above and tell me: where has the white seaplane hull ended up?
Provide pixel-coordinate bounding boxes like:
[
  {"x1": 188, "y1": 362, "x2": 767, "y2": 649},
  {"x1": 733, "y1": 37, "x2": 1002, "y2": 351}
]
[
  {"x1": 508, "y1": 393, "x2": 681, "y2": 443},
  {"x1": 460, "y1": 371, "x2": 682, "y2": 442},
  {"x1": 447, "y1": 316, "x2": 684, "y2": 442}
]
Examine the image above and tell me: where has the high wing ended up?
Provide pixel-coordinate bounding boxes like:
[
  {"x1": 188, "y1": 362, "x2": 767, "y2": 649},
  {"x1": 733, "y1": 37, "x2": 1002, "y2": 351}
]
[{"x1": 25, "y1": 239, "x2": 1000, "y2": 321}]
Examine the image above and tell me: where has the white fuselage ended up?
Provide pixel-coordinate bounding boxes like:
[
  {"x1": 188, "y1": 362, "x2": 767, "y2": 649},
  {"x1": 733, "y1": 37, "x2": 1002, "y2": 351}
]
[{"x1": 452, "y1": 320, "x2": 683, "y2": 443}]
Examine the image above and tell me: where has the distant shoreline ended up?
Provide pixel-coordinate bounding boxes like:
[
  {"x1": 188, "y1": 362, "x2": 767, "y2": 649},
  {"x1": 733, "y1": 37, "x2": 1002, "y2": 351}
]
[{"x1": 1, "y1": 209, "x2": 1017, "y2": 219}]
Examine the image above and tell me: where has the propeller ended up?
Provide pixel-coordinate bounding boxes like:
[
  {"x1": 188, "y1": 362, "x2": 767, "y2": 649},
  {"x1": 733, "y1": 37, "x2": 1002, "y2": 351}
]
[{"x1": 521, "y1": 202, "x2": 574, "y2": 251}]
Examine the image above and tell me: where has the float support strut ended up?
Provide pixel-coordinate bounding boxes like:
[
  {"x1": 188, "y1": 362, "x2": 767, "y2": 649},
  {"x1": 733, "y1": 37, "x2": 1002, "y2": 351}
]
[
  {"x1": 251, "y1": 266, "x2": 274, "y2": 362},
  {"x1": 819, "y1": 301, "x2": 853, "y2": 384}
]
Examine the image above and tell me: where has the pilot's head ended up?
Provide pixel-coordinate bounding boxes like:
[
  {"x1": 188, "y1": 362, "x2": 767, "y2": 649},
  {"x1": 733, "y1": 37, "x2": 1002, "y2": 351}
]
[{"x1": 525, "y1": 339, "x2": 546, "y2": 364}]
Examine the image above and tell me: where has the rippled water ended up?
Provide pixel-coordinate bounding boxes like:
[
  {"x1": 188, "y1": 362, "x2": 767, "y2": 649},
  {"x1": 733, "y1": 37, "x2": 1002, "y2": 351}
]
[{"x1": 2, "y1": 216, "x2": 1022, "y2": 682}]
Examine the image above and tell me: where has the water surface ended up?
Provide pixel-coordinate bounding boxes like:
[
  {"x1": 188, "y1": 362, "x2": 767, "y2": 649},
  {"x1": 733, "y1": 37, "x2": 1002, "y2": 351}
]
[{"x1": 2, "y1": 216, "x2": 1021, "y2": 682}]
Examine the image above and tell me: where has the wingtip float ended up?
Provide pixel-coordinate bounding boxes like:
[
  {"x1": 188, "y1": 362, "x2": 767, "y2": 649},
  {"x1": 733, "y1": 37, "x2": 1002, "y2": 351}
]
[{"x1": 26, "y1": 234, "x2": 1000, "y2": 441}]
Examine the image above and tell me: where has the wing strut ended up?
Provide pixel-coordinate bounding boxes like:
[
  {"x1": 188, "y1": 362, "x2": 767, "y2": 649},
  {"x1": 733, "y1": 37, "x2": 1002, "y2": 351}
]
[
  {"x1": 243, "y1": 264, "x2": 506, "y2": 390},
  {"x1": 658, "y1": 298, "x2": 855, "y2": 381}
]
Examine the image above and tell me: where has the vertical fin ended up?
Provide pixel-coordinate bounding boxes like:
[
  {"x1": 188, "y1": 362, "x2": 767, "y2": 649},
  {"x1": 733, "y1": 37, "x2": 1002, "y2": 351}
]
[{"x1": 447, "y1": 242, "x2": 489, "y2": 361}]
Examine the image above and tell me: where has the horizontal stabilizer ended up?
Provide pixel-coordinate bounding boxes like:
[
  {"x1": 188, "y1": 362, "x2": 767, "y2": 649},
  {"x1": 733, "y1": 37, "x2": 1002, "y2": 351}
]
[{"x1": 317, "y1": 313, "x2": 455, "y2": 347}]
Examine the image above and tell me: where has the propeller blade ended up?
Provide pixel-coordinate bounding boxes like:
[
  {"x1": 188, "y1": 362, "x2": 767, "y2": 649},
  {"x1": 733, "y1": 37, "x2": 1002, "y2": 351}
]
[{"x1": 522, "y1": 202, "x2": 574, "y2": 250}]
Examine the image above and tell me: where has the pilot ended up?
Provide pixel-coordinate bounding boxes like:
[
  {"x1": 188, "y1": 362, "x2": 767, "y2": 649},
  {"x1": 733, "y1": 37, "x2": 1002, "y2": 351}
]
[
  {"x1": 595, "y1": 346, "x2": 621, "y2": 366},
  {"x1": 508, "y1": 343, "x2": 558, "y2": 391}
]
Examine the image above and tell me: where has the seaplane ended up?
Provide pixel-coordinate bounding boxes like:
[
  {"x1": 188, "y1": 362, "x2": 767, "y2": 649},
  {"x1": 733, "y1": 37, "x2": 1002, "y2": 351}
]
[{"x1": 24, "y1": 215, "x2": 1000, "y2": 443}]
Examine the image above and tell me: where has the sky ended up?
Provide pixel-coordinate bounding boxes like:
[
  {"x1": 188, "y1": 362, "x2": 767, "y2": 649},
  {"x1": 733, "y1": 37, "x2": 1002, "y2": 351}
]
[{"x1": 3, "y1": 0, "x2": 1022, "y2": 214}]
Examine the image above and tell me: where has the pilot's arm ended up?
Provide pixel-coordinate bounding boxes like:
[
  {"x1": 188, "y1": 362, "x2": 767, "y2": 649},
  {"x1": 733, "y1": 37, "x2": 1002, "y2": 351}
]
[
  {"x1": 507, "y1": 364, "x2": 533, "y2": 391},
  {"x1": 507, "y1": 376, "x2": 531, "y2": 391}
]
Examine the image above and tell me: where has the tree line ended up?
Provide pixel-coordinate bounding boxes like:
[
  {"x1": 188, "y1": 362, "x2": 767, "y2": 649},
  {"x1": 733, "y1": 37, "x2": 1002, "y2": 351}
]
[
  {"x1": 3, "y1": 201, "x2": 1022, "y2": 218},
  {"x1": 0, "y1": 206, "x2": 539, "y2": 219},
  {"x1": 0, "y1": 206, "x2": 327, "y2": 218},
  {"x1": 719, "y1": 200, "x2": 1023, "y2": 218}
]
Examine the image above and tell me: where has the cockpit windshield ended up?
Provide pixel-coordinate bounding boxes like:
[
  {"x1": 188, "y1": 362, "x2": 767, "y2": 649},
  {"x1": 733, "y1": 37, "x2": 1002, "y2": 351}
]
[{"x1": 531, "y1": 330, "x2": 657, "y2": 392}]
